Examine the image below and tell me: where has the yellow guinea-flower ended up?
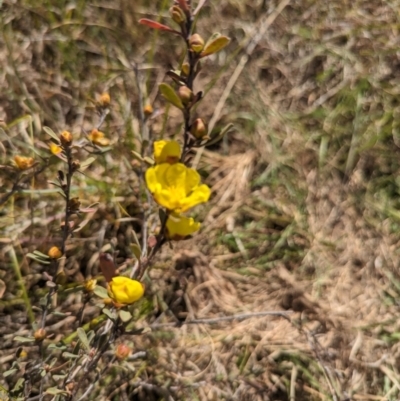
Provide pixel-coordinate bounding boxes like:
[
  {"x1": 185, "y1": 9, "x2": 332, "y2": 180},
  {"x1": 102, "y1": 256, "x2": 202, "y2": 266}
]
[
  {"x1": 108, "y1": 276, "x2": 144, "y2": 305},
  {"x1": 166, "y1": 213, "x2": 201, "y2": 239},
  {"x1": 145, "y1": 162, "x2": 210, "y2": 213}
]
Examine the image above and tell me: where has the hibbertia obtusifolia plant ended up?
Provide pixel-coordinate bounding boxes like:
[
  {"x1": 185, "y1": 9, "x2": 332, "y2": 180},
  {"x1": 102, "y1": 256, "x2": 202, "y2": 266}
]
[{"x1": 3, "y1": 1, "x2": 232, "y2": 399}]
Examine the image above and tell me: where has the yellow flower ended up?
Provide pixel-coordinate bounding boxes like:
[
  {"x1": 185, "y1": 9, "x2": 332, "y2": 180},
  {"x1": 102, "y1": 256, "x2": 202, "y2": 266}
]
[
  {"x1": 88, "y1": 129, "x2": 110, "y2": 146},
  {"x1": 108, "y1": 276, "x2": 144, "y2": 305},
  {"x1": 14, "y1": 155, "x2": 34, "y2": 170},
  {"x1": 153, "y1": 140, "x2": 181, "y2": 164},
  {"x1": 145, "y1": 163, "x2": 210, "y2": 213},
  {"x1": 166, "y1": 213, "x2": 200, "y2": 240},
  {"x1": 49, "y1": 143, "x2": 62, "y2": 155}
]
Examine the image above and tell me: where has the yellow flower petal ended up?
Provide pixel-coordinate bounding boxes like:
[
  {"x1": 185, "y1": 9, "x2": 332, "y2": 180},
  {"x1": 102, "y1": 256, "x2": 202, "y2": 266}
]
[
  {"x1": 108, "y1": 276, "x2": 144, "y2": 305},
  {"x1": 145, "y1": 163, "x2": 210, "y2": 213},
  {"x1": 166, "y1": 213, "x2": 200, "y2": 240},
  {"x1": 49, "y1": 143, "x2": 62, "y2": 155},
  {"x1": 153, "y1": 140, "x2": 181, "y2": 164}
]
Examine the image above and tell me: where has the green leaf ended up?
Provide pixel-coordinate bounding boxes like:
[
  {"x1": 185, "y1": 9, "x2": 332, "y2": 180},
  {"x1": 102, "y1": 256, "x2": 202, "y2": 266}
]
[
  {"x1": 143, "y1": 156, "x2": 155, "y2": 166},
  {"x1": 26, "y1": 253, "x2": 51, "y2": 265},
  {"x1": 53, "y1": 374, "x2": 67, "y2": 381},
  {"x1": 132, "y1": 150, "x2": 144, "y2": 162},
  {"x1": 43, "y1": 127, "x2": 60, "y2": 142},
  {"x1": 48, "y1": 343, "x2": 67, "y2": 351},
  {"x1": 33, "y1": 250, "x2": 50, "y2": 259},
  {"x1": 3, "y1": 368, "x2": 17, "y2": 377},
  {"x1": 201, "y1": 36, "x2": 230, "y2": 57},
  {"x1": 79, "y1": 157, "x2": 96, "y2": 172},
  {"x1": 93, "y1": 285, "x2": 109, "y2": 299},
  {"x1": 159, "y1": 83, "x2": 184, "y2": 109},
  {"x1": 14, "y1": 336, "x2": 35, "y2": 343},
  {"x1": 131, "y1": 244, "x2": 141, "y2": 261},
  {"x1": 205, "y1": 32, "x2": 221, "y2": 47},
  {"x1": 45, "y1": 387, "x2": 68, "y2": 395},
  {"x1": 119, "y1": 309, "x2": 132, "y2": 323},
  {"x1": 204, "y1": 123, "x2": 234, "y2": 147},
  {"x1": 61, "y1": 352, "x2": 80, "y2": 359},
  {"x1": 102, "y1": 308, "x2": 117, "y2": 321},
  {"x1": 77, "y1": 328, "x2": 90, "y2": 350}
]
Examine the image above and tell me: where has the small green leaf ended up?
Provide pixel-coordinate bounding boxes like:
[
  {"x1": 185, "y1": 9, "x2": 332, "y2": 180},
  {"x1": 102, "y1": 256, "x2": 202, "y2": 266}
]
[
  {"x1": 14, "y1": 336, "x2": 35, "y2": 343},
  {"x1": 47, "y1": 343, "x2": 67, "y2": 351},
  {"x1": 3, "y1": 368, "x2": 17, "y2": 377},
  {"x1": 132, "y1": 150, "x2": 144, "y2": 162},
  {"x1": 143, "y1": 156, "x2": 155, "y2": 165},
  {"x1": 53, "y1": 374, "x2": 67, "y2": 381},
  {"x1": 33, "y1": 250, "x2": 50, "y2": 259},
  {"x1": 119, "y1": 309, "x2": 132, "y2": 323},
  {"x1": 79, "y1": 157, "x2": 96, "y2": 171},
  {"x1": 43, "y1": 127, "x2": 60, "y2": 142},
  {"x1": 26, "y1": 253, "x2": 51, "y2": 265},
  {"x1": 205, "y1": 32, "x2": 221, "y2": 47},
  {"x1": 204, "y1": 123, "x2": 234, "y2": 147},
  {"x1": 159, "y1": 83, "x2": 184, "y2": 109},
  {"x1": 93, "y1": 285, "x2": 109, "y2": 299},
  {"x1": 201, "y1": 36, "x2": 230, "y2": 57},
  {"x1": 102, "y1": 308, "x2": 117, "y2": 321},
  {"x1": 62, "y1": 352, "x2": 80, "y2": 359},
  {"x1": 77, "y1": 328, "x2": 90, "y2": 350},
  {"x1": 45, "y1": 387, "x2": 68, "y2": 395},
  {"x1": 131, "y1": 244, "x2": 141, "y2": 261}
]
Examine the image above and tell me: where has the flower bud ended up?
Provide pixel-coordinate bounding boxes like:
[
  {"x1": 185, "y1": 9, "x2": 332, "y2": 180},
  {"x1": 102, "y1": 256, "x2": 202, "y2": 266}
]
[
  {"x1": 71, "y1": 160, "x2": 80, "y2": 172},
  {"x1": 115, "y1": 343, "x2": 131, "y2": 360},
  {"x1": 85, "y1": 279, "x2": 97, "y2": 293},
  {"x1": 181, "y1": 62, "x2": 190, "y2": 77},
  {"x1": 60, "y1": 131, "x2": 73, "y2": 147},
  {"x1": 189, "y1": 34, "x2": 204, "y2": 53},
  {"x1": 178, "y1": 86, "x2": 193, "y2": 106},
  {"x1": 14, "y1": 155, "x2": 34, "y2": 170},
  {"x1": 34, "y1": 328, "x2": 47, "y2": 342},
  {"x1": 99, "y1": 92, "x2": 110, "y2": 107},
  {"x1": 68, "y1": 197, "x2": 81, "y2": 212},
  {"x1": 18, "y1": 349, "x2": 28, "y2": 359},
  {"x1": 48, "y1": 246, "x2": 62, "y2": 259},
  {"x1": 144, "y1": 103, "x2": 153, "y2": 116},
  {"x1": 169, "y1": 6, "x2": 186, "y2": 24},
  {"x1": 190, "y1": 118, "x2": 208, "y2": 139}
]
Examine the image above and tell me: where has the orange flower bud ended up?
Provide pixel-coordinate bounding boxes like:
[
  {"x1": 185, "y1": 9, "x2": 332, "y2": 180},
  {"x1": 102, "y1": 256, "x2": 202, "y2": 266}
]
[
  {"x1": 49, "y1": 143, "x2": 62, "y2": 155},
  {"x1": 115, "y1": 343, "x2": 131, "y2": 360},
  {"x1": 71, "y1": 160, "x2": 80, "y2": 171},
  {"x1": 68, "y1": 197, "x2": 81, "y2": 212},
  {"x1": 190, "y1": 118, "x2": 208, "y2": 139},
  {"x1": 99, "y1": 92, "x2": 111, "y2": 107},
  {"x1": 14, "y1": 155, "x2": 35, "y2": 170},
  {"x1": 189, "y1": 34, "x2": 204, "y2": 53},
  {"x1": 144, "y1": 103, "x2": 153, "y2": 116},
  {"x1": 48, "y1": 246, "x2": 62, "y2": 259},
  {"x1": 34, "y1": 328, "x2": 47, "y2": 341},
  {"x1": 178, "y1": 86, "x2": 193, "y2": 106},
  {"x1": 60, "y1": 131, "x2": 73, "y2": 147}
]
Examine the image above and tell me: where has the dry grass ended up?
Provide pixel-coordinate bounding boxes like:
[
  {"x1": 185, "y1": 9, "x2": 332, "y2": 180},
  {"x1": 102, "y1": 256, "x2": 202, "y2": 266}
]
[{"x1": 2, "y1": 0, "x2": 400, "y2": 400}]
